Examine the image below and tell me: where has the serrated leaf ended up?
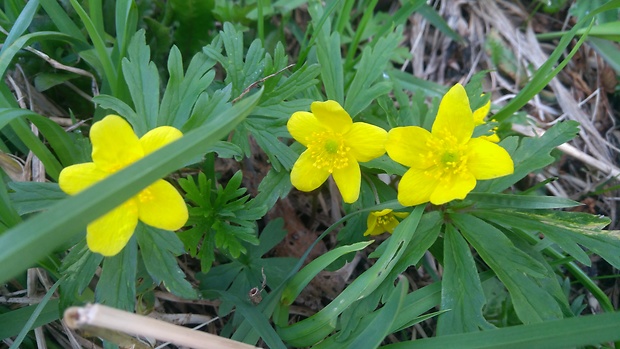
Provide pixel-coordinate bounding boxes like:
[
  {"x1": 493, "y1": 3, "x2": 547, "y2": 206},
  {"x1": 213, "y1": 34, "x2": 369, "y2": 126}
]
[
  {"x1": 95, "y1": 238, "x2": 137, "y2": 312},
  {"x1": 249, "y1": 168, "x2": 292, "y2": 211},
  {"x1": 59, "y1": 240, "x2": 102, "y2": 310},
  {"x1": 345, "y1": 27, "x2": 401, "y2": 117},
  {"x1": 121, "y1": 30, "x2": 160, "y2": 134},
  {"x1": 261, "y1": 63, "x2": 321, "y2": 106},
  {"x1": 136, "y1": 224, "x2": 197, "y2": 299},
  {"x1": 316, "y1": 31, "x2": 344, "y2": 104},
  {"x1": 159, "y1": 47, "x2": 216, "y2": 128},
  {"x1": 92, "y1": 94, "x2": 138, "y2": 123},
  {"x1": 438, "y1": 224, "x2": 493, "y2": 335},
  {"x1": 8, "y1": 182, "x2": 67, "y2": 215},
  {"x1": 183, "y1": 85, "x2": 232, "y2": 131}
]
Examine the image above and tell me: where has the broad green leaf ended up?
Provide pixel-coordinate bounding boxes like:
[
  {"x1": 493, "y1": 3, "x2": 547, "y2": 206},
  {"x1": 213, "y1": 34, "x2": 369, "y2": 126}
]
[
  {"x1": 8, "y1": 182, "x2": 66, "y2": 215},
  {"x1": 0, "y1": 89, "x2": 261, "y2": 285},
  {"x1": 467, "y1": 193, "x2": 580, "y2": 209},
  {"x1": 0, "y1": 175, "x2": 20, "y2": 227},
  {"x1": 96, "y1": 238, "x2": 137, "y2": 312},
  {"x1": 92, "y1": 94, "x2": 139, "y2": 123},
  {"x1": 136, "y1": 224, "x2": 198, "y2": 299},
  {"x1": 0, "y1": 299, "x2": 60, "y2": 340},
  {"x1": 452, "y1": 213, "x2": 564, "y2": 324},
  {"x1": 248, "y1": 168, "x2": 292, "y2": 211},
  {"x1": 122, "y1": 30, "x2": 160, "y2": 134},
  {"x1": 480, "y1": 210, "x2": 620, "y2": 269},
  {"x1": 381, "y1": 312, "x2": 620, "y2": 349},
  {"x1": 280, "y1": 240, "x2": 373, "y2": 305},
  {"x1": 483, "y1": 121, "x2": 579, "y2": 193},
  {"x1": 438, "y1": 224, "x2": 493, "y2": 335},
  {"x1": 347, "y1": 278, "x2": 407, "y2": 348},
  {"x1": 59, "y1": 240, "x2": 102, "y2": 310}
]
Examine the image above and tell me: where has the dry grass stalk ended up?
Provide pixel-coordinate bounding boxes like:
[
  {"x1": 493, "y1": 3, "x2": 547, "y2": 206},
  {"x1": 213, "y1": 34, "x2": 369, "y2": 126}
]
[{"x1": 64, "y1": 304, "x2": 259, "y2": 349}]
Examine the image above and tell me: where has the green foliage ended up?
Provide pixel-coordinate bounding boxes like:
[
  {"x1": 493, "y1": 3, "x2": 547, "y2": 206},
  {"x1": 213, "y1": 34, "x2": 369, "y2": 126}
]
[
  {"x1": 179, "y1": 171, "x2": 264, "y2": 272},
  {"x1": 1, "y1": 1, "x2": 620, "y2": 348}
]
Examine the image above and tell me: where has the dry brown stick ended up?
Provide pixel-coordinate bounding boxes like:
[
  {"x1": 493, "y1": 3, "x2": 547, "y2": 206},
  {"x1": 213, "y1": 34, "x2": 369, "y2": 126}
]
[{"x1": 64, "y1": 304, "x2": 259, "y2": 349}]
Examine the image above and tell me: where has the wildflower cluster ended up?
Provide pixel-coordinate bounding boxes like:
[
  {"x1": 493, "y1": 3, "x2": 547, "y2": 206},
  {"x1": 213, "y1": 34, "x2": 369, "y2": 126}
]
[{"x1": 288, "y1": 84, "x2": 514, "y2": 235}]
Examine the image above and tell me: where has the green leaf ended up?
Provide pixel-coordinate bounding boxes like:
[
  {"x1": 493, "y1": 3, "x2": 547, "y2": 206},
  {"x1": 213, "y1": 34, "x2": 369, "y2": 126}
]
[
  {"x1": 451, "y1": 213, "x2": 564, "y2": 324},
  {"x1": 248, "y1": 168, "x2": 292, "y2": 211},
  {"x1": 59, "y1": 240, "x2": 102, "y2": 310},
  {"x1": 467, "y1": 193, "x2": 581, "y2": 210},
  {"x1": 159, "y1": 47, "x2": 216, "y2": 128},
  {"x1": 381, "y1": 312, "x2": 620, "y2": 349},
  {"x1": 480, "y1": 210, "x2": 620, "y2": 269},
  {"x1": 121, "y1": 30, "x2": 160, "y2": 134},
  {"x1": 484, "y1": 121, "x2": 579, "y2": 192},
  {"x1": 348, "y1": 278, "x2": 407, "y2": 348},
  {"x1": 261, "y1": 64, "x2": 320, "y2": 106},
  {"x1": 136, "y1": 224, "x2": 198, "y2": 299},
  {"x1": 277, "y1": 205, "x2": 425, "y2": 347},
  {"x1": 7, "y1": 278, "x2": 60, "y2": 349},
  {"x1": 316, "y1": 31, "x2": 344, "y2": 104},
  {"x1": 344, "y1": 27, "x2": 401, "y2": 117},
  {"x1": 438, "y1": 224, "x2": 493, "y2": 335},
  {"x1": 8, "y1": 182, "x2": 66, "y2": 215},
  {"x1": 0, "y1": 175, "x2": 21, "y2": 227},
  {"x1": 92, "y1": 94, "x2": 139, "y2": 123},
  {"x1": 280, "y1": 240, "x2": 373, "y2": 305},
  {"x1": 96, "y1": 238, "x2": 137, "y2": 312},
  {"x1": 0, "y1": 299, "x2": 60, "y2": 340}
]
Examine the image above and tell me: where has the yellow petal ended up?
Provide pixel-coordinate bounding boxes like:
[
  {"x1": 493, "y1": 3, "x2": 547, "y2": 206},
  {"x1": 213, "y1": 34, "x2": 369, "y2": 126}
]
[
  {"x1": 311, "y1": 100, "x2": 352, "y2": 133},
  {"x1": 386, "y1": 127, "x2": 433, "y2": 168},
  {"x1": 364, "y1": 215, "x2": 380, "y2": 236},
  {"x1": 466, "y1": 138, "x2": 514, "y2": 179},
  {"x1": 479, "y1": 133, "x2": 500, "y2": 143},
  {"x1": 290, "y1": 150, "x2": 330, "y2": 192},
  {"x1": 383, "y1": 217, "x2": 400, "y2": 234},
  {"x1": 87, "y1": 199, "x2": 139, "y2": 256},
  {"x1": 287, "y1": 111, "x2": 326, "y2": 147},
  {"x1": 429, "y1": 172, "x2": 476, "y2": 205},
  {"x1": 473, "y1": 99, "x2": 491, "y2": 125},
  {"x1": 374, "y1": 209, "x2": 393, "y2": 216},
  {"x1": 397, "y1": 168, "x2": 438, "y2": 206},
  {"x1": 345, "y1": 122, "x2": 387, "y2": 162},
  {"x1": 432, "y1": 84, "x2": 474, "y2": 144},
  {"x1": 140, "y1": 126, "x2": 183, "y2": 156},
  {"x1": 332, "y1": 154, "x2": 361, "y2": 203},
  {"x1": 59, "y1": 162, "x2": 108, "y2": 195},
  {"x1": 91, "y1": 115, "x2": 143, "y2": 173},
  {"x1": 137, "y1": 179, "x2": 188, "y2": 230}
]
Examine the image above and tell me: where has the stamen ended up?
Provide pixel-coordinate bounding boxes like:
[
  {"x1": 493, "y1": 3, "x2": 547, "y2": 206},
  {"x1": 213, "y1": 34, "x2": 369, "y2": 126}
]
[{"x1": 307, "y1": 131, "x2": 350, "y2": 173}]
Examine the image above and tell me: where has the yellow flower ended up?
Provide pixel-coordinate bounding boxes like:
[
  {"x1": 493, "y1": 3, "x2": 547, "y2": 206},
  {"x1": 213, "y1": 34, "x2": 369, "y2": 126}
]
[
  {"x1": 363, "y1": 209, "x2": 409, "y2": 236},
  {"x1": 385, "y1": 84, "x2": 514, "y2": 206},
  {"x1": 287, "y1": 100, "x2": 387, "y2": 203},
  {"x1": 473, "y1": 97, "x2": 500, "y2": 143},
  {"x1": 59, "y1": 115, "x2": 188, "y2": 256}
]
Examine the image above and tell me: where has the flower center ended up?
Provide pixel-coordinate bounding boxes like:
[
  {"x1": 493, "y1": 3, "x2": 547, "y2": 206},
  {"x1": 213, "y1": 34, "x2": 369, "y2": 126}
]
[
  {"x1": 376, "y1": 215, "x2": 392, "y2": 226},
  {"x1": 425, "y1": 132, "x2": 468, "y2": 181},
  {"x1": 306, "y1": 131, "x2": 350, "y2": 173}
]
